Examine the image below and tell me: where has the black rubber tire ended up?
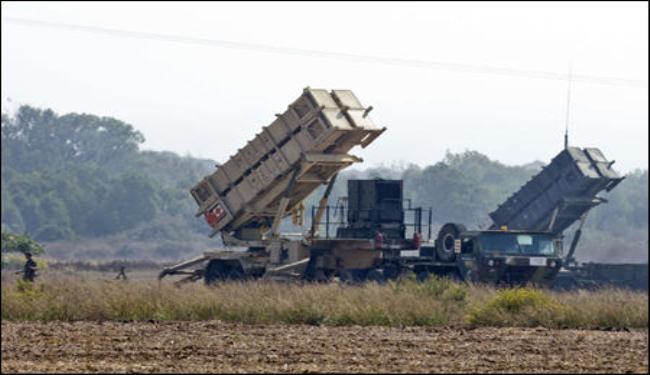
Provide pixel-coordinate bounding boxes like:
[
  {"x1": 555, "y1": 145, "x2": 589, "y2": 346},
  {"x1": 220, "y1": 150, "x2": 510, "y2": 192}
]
[
  {"x1": 450, "y1": 270, "x2": 464, "y2": 283},
  {"x1": 204, "y1": 260, "x2": 246, "y2": 285},
  {"x1": 416, "y1": 270, "x2": 430, "y2": 282},
  {"x1": 464, "y1": 268, "x2": 478, "y2": 284},
  {"x1": 204, "y1": 260, "x2": 229, "y2": 285},
  {"x1": 435, "y1": 223, "x2": 467, "y2": 262},
  {"x1": 367, "y1": 269, "x2": 386, "y2": 283},
  {"x1": 397, "y1": 270, "x2": 417, "y2": 282},
  {"x1": 383, "y1": 266, "x2": 400, "y2": 281},
  {"x1": 303, "y1": 254, "x2": 324, "y2": 283},
  {"x1": 227, "y1": 265, "x2": 245, "y2": 281},
  {"x1": 337, "y1": 269, "x2": 355, "y2": 284}
]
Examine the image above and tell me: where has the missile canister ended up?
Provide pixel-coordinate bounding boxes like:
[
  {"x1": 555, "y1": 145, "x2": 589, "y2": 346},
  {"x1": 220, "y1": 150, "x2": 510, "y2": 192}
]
[
  {"x1": 190, "y1": 88, "x2": 385, "y2": 235},
  {"x1": 489, "y1": 147, "x2": 624, "y2": 235}
]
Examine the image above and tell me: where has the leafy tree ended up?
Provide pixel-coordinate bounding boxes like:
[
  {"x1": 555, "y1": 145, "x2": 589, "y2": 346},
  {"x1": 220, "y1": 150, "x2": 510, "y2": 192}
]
[{"x1": 1, "y1": 231, "x2": 44, "y2": 255}]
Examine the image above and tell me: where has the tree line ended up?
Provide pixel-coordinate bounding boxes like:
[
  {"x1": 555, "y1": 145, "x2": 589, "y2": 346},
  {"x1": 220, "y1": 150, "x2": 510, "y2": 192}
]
[
  {"x1": 1, "y1": 105, "x2": 647, "y2": 262},
  {"x1": 1, "y1": 105, "x2": 214, "y2": 243}
]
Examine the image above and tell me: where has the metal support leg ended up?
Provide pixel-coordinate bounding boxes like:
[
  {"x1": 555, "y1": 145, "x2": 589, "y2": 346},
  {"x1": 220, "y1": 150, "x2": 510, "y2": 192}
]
[
  {"x1": 566, "y1": 213, "x2": 588, "y2": 264},
  {"x1": 547, "y1": 205, "x2": 561, "y2": 232},
  {"x1": 271, "y1": 168, "x2": 300, "y2": 238},
  {"x1": 310, "y1": 173, "x2": 338, "y2": 238}
]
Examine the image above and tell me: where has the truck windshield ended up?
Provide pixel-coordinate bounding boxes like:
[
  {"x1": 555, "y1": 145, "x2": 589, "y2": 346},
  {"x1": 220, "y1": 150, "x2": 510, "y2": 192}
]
[{"x1": 478, "y1": 233, "x2": 555, "y2": 255}]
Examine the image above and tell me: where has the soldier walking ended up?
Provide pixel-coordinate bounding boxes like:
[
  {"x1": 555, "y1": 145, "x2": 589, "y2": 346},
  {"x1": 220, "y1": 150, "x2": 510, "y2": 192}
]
[
  {"x1": 21, "y1": 252, "x2": 38, "y2": 282},
  {"x1": 115, "y1": 265, "x2": 128, "y2": 280}
]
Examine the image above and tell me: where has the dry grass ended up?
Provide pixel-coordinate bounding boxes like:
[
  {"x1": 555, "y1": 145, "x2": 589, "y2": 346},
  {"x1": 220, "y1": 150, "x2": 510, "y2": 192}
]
[{"x1": 1, "y1": 273, "x2": 647, "y2": 329}]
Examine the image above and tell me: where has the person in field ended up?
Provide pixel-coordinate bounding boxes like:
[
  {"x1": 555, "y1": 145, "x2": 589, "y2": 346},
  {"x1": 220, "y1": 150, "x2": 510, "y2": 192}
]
[
  {"x1": 21, "y1": 252, "x2": 38, "y2": 282},
  {"x1": 115, "y1": 265, "x2": 128, "y2": 281}
]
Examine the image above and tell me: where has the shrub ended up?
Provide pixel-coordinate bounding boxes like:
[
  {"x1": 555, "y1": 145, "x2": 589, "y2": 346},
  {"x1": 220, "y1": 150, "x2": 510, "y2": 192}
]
[{"x1": 466, "y1": 288, "x2": 567, "y2": 327}]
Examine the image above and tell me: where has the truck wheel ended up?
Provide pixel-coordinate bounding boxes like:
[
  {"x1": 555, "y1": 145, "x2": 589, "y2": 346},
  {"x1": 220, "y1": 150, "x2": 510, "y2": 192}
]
[
  {"x1": 383, "y1": 266, "x2": 400, "y2": 281},
  {"x1": 464, "y1": 269, "x2": 478, "y2": 284},
  {"x1": 205, "y1": 260, "x2": 246, "y2": 284},
  {"x1": 337, "y1": 269, "x2": 355, "y2": 284},
  {"x1": 303, "y1": 254, "x2": 329, "y2": 282},
  {"x1": 226, "y1": 264, "x2": 245, "y2": 281},
  {"x1": 416, "y1": 270, "x2": 430, "y2": 282},
  {"x1": 204, "y1": 260, "x2": 229, "y2": 285},
  {"x1": 397, "y1": 270, "x2": 417, "y2": 282},
  {"x1": 436, "y1": 223, "x2": 466, "y2": 262},
  {"x1": 367, "y1": 269, "x2": 385, "y2": 283}
]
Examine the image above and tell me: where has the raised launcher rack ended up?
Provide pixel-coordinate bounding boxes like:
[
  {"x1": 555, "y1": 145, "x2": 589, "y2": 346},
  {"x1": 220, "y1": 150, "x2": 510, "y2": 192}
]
[
  {"x1": 190, "y1": 88, "x2": 386, "y2": 242},
  {"x1": 489, "y1": 147, "x2": 624, "y2": 235}
]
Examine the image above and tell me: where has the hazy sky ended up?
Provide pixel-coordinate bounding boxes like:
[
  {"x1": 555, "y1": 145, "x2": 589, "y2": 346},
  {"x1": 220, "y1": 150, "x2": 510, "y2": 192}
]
[{"x1": 2, "y1": 2, "x2": 648, "y2": 173}]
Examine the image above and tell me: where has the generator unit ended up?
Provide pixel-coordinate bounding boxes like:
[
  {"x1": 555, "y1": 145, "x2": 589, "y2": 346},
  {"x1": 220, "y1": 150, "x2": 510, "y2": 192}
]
[{"x1": 336, "y1": 179, "x2": 406, "y2": 240}]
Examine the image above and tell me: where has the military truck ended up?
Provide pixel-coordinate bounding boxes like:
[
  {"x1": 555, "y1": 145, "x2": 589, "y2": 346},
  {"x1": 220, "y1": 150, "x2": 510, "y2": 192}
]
[
  {"x1": 159, "y1": 87, "x2": 395, "y2": 284},
  {"x1": 483, "y1": 146, "x2": 646, "y2": 290},
  {"x1": 310, "y1": 179, "x2": 564, "y2": 286},
  {"x1": 416, "y1": 146, "x2": 629, "y2": 287},
  {"x1": 309, "y1": 146, "x2": 629, "y2": 287},
  {"x1": 160, "y1": 88, "x2": 632, "y2": 288}
]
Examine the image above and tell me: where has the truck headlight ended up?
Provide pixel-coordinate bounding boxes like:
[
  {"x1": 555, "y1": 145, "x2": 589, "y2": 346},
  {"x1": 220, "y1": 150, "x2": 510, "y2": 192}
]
[
  {"x1": 549, "y1": 261, "x2": 556, "y2": 268},
  {"x1": 487, "y1": 259, "x2": 494, "y2": 267}
]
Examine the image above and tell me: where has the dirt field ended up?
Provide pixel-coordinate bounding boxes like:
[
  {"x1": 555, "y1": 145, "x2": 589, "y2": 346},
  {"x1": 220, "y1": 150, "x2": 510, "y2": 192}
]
[{"x1": 2, "y1": 321, "x2": 647, "y2": 373}]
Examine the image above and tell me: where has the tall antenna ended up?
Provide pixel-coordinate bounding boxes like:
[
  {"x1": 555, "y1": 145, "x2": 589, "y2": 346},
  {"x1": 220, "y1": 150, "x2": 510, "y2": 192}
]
[{"x1": 564, "y1": 63, "x2": 573, "y2": 150}]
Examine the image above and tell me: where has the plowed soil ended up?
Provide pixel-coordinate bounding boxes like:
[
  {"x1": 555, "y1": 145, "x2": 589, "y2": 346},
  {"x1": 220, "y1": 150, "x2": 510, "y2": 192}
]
[{"x1": 1, "y1": 322, "x2": 647, "y2": 373}]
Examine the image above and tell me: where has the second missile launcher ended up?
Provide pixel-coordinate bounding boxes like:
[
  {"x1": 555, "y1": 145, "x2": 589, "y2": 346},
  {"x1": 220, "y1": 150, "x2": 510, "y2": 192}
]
[{"x1": 489, "y1": 147, "x2": 624, "y2": 235}]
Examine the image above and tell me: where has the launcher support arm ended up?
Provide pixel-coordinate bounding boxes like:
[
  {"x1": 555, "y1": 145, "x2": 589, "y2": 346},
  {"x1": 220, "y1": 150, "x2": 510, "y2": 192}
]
[
  {"x1": 565, "y1": 213, "x2": 588, "y2": 265},
  {"x1": 310, "y1": 173, "x2": 339, "y2": 238},
  {"x1": 270, "y1": 168, "x2": 300, "y2": 238}
]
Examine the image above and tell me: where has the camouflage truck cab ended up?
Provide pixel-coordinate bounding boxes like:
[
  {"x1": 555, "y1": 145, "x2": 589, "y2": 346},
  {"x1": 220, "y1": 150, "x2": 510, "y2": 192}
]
[
  {"x1": 416, "y1": 226, "x2": 563, "y2": 286},
  {"x1": 455, "y1": 229, "x2": 563, "y2": 286}
]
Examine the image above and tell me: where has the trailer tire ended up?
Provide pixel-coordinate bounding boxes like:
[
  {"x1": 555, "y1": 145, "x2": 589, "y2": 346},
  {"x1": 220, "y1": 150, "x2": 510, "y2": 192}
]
[
  {"x1": 227, "y1": 266, "x2": 245, "y2": 281},
  {"x1": 337, "y1": 269, "x2": 355, "y2": 284},
  {"x1": 204, "y1": 259, "x2": 229, "y2": 285},
  {"x1": 204, "y1": 260, "x2": 246, "y2": 284},
  {"x1": 367, "y1": 269, "x2": 386, "y2": 283},
  {"x1": 383, "y1": 266, "x2": 400, "y2": 281},
  {"x1": 436, "y1": 223, "x2": 466, "y2": 262}
]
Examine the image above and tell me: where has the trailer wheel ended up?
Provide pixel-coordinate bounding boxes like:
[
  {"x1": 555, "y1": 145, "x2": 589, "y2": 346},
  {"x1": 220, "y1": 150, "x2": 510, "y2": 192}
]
[
  {"x1": 367, "y1": 269, "x2": 386, "y2": 283},
  {"x1": 204, "y1": 260, "x2": 228, "y2": 285},
  {"x1": 303, "y1": 254, "x2": 330, "y2": 282},
  {"x1": 383, "y1": 266, "x2": 400, "y2": 281},
  {"x1": 464, "y1": 269, "x2": 478, "y2": 284},
  {"x1": 337, "y1": 269, "x2": 355, "y2": 284},
  {"x1": 227, "y1": 265, "x2": 245, "y2": 281},
  {"x1": 204, "y1": 260, "x2": 245, "y2": 285},
  {"x1": 436, "y1": 223, "x2": 466, "y2": 262}
]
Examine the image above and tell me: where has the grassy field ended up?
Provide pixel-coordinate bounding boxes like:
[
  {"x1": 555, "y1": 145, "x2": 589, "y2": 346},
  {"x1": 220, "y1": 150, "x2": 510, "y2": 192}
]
[{"x1": 2, "y1": 272, "x2": 647, "y2": 329}]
